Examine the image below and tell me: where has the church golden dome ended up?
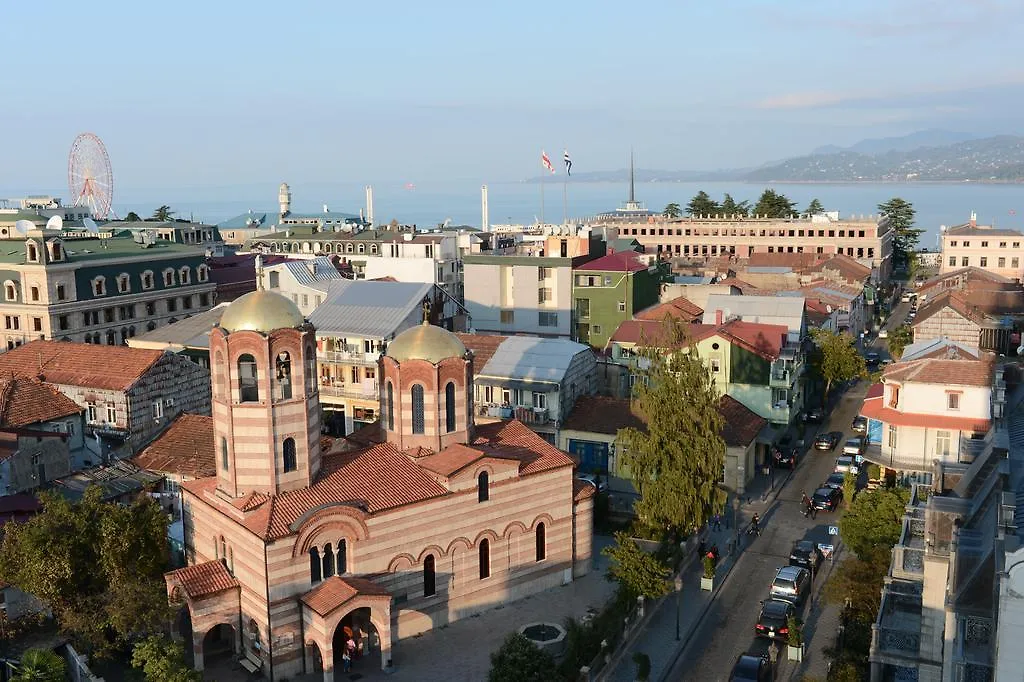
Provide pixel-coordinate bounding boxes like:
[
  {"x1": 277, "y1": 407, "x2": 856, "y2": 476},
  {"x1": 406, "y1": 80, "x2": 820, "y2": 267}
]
[
  {"x1": 386, "y1": 322, "x2": 466, "y2": 364},
  {"x1": 219, "y1": 290, "x2": 306, "y2": 334}
]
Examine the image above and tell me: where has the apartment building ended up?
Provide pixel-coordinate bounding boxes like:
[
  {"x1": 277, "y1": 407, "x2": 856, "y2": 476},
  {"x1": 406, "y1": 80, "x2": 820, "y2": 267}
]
[
  {"x1": 0, "y1": 228, "x2": 216, "y2": 351},
  {"x1": 940, "y1": 218, "x2": 1024, "y2": 281},
  {"x1": 463, "y1": 255, "x2": 576, "y2": 337},
  {"x1": 572, "y1": 251, "x2": 667, "y2": 349},
  {"x1": 912, "y1": 289, "x2": 1024, "y2": 355},
  {"x1": 261, "y1": 256, "x2": 347, "y2": 315},
  {"x1": 593, "y1": 212, "x2": 892, "y2": 281}
]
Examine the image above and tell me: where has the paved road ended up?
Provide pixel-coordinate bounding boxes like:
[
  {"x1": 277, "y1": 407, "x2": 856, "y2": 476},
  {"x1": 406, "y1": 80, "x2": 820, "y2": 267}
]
[{"x1": 665, "y1": 382, "x2": 870, "y2": 681}]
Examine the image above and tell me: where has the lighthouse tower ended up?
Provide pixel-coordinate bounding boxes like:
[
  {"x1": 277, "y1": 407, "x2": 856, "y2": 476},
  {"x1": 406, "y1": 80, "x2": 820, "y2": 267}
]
[{"x1": 278, "y1": 182, "x2": 292, "y2": 218}]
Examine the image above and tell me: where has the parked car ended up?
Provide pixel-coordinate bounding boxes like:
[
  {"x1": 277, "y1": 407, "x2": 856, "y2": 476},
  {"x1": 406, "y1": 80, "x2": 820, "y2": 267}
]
[
  {"x1": 755, "y1": 599, "x2": 796, "y2": 641},
  {"x1": 865, "y1": 352, "x2": 880, "y2": 368},
  {"x1": 834, "y1": 455, "x2": 857, "y2": 473},
  {"x1": 824, "y1": 472, "x2": 846, "y2": 490},
  {"x1": 842, "y1": 438, "x2": 865, "y2": 457},
  {"x1": 812, "y1": 486, "x2": 843, "y2": 511},
  {"x1": 729, "y1": 653, "x2": 772, "y2": 682},
  {"x1": 802, "y1": 407, "x2": 824, "y2": 423},
  {"x1": 773, "y1": 447, "x2": 797, "y2": 468},
  {"x1": 771, "y1": 565, "x2": 811, "y2": 605},
  {"x1": 878, "y1": 328, "x2": 889, "y2": 339},
  {"x1": 852, "y1": 416, "x2": 867, "y2": 434},
  {"x1": 575, "y1": 473, "x2": 607, "y2": 494},
  {"x1": 813, "y1": 431, "x2": 841, "y2": 451},
  {"x1": 790, "y1": 540, "x2": 824, "y2": 573}
]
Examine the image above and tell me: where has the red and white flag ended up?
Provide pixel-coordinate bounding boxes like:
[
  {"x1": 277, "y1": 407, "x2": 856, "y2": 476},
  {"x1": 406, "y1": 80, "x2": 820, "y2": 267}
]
[{"x1": 541, "y1": 150, "x2": 555, "y2": 174}]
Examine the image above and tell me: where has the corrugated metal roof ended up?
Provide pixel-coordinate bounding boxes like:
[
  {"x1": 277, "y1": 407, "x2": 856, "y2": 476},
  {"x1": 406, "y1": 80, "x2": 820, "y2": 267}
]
[
  {"x1": 747, "y1": 266, "x2": 793, "y2": 274},
  {"x1": 281, "y1": 257, "x2": 346, "y2": 285},
  {"x1": 477, "y1": 336, "x2": 589, "y2": 384},
  {"x1": 217, "y1": 211, "x2": 275, "y2": 229},
  {"x1": 307, "y1": 281, "x2": 432, "y2": 338},
  {"x1": 131, "y1": 304, "x2": 228, "y2": 350}
]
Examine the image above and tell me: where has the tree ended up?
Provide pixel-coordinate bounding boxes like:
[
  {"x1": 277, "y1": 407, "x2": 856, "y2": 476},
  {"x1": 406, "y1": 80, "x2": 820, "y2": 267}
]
[
  {"x1": 0, "y1": 487, "x2": 172, "y2": 656},
  {"x1": 886, "y1": 325, "x2": 914, "y2": 360},
  {"x1": 753, "y1": 189, "x2": 797, "y2": 218},
  {"x1": 824, "y1": 551, "x2": 890, "y2": 619},
  {"x1": 808, "y1": 329, "x2": 867, "y2": 406},
  {"x1": 720, "y1": 193, "x2": 749, "y2": 217},
  {"x1": 151, "y1": 205, "x2": 175, "y2": 221},
  {"x1": 842, "y1": 472, "x2": 858, "y2": 509},
  {"x1": 602, "y1": 531, "x2": 671, "y2": 599},
  {"x1": 11, "y1": 649, "x2": 65, "y2": 682},
  {"x1": 488, "y1": 633, "x2": 558, "y2": 682},
  {"x1": 619, "y1": 319, "x2": 726, "y2": 532},
  {"x1": 125, "y1": 211, "x2": 142, "y2": 222},
  {"x1": 877, "y1": 198, "x2": 921, "y2": 269},
  {"x1": 686, "y1": 191, "x2": 720, "y2": 217},
  {"x1": 662, "y1": 203, "x2": 682, "y2": 219},
  {"x1": 806, "y1": 198, "x2": 825, "y2": 215},
  {"x1": 132, "y1": 635, "x2": 202, "y2": 682},
  {"x1": 839, "y1": 486, "x2": 910, "y2": 559}
]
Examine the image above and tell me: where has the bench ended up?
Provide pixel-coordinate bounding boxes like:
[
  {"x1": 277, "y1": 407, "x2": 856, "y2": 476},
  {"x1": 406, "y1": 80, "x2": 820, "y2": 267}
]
[{"x1": 239, "y1": 650, "x2": 262, "y2": 674}]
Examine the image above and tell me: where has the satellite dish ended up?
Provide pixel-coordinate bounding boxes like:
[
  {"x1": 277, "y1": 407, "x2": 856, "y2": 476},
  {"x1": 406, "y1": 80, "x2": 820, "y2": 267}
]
[
  {"x1": 83, "y1": 218, "x2": 99, "y2": 234},
  {"x1": 45, "y1": 215, "x2": 63, "y2": 230},
  {"x1": 13, "y1": 220, "x2": 33, "y2": 236}
]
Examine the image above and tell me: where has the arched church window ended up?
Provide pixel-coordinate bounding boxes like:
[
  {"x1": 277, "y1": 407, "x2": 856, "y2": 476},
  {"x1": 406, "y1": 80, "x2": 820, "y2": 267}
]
[
  {"x1": 304, "y1": 346, "x2": 316, "y2": 394},
  {"x1": 423, "y1": 554, "x2": 436, "y2": 597},
  {"x1": 282, "y1": 437, "x2": 297, "y2": 473},
  {"x1": 309, "y1": 547, "x2": 322, "y2": 583},
  {"x1": 386, "y1": 382, "x2": 394, "y2": 431},
  {"x1": 478, "y1": 471, "x2": 489, "y2": 503},
  {"x1": 479, "y1": 539, "x2": 490, "y2": 579},
  {"x1": 536, "y1": 522, "x2": 546, "y2": 562},
  {"x1": 219, "y1": 536, "x2": 227, "y2": 567},
  {"x1": 411, "y1": 384, "x2": 425, "y2": 434},
  {"x1": 445, "y1": 382, "x2": 456, "y2": 433},
  {"x1": 220, "y1": 437, "x2": 229, "y2": 471},
  {"x1": 322, "y1": 543, "x2": 335, "y2": 578},
  {"x1": 238, "y1": 354, "x2": 259, "y2": 402},
  {"x1": 275, "y1": 351, "x2": 292, "y2": 400},
  {"x1": 338, "y1": 539, "x2": 347, "y2": 574}
]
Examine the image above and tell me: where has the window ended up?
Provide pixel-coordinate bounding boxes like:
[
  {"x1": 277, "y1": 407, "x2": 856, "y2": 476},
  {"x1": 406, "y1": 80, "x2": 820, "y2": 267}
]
[
  {"x1": 999, "y1": 257, "x2": 1006, "y2": 268},
  {"x1": 538, "y1": 312, "x2": 558, "y2": 327},
  {"x1": 889, "y1": 385, "x2": 900, "y2": 408},
  {"x1": 56, "y1": 284, "x2": 65, "y2": 300},
  {"x1": 58, "y1": 315, "x2": 68, "y2": 331},
  {"x1": 309, "y1": 548, "x2": 322, "y2": 582},
  {"x1": 141, "y1": 271, "x2": 154, "y2": 290},
  {"x1": 423, "y1": 554, "x2": 436, "y2": 597},
  {"x1": 947, "y1": 392, "x2": 960, "y2": 410},
  {"x1": 592, "y1": 324, "x2": 602, "y2": 336},
  {"x1": 888, "y1": 424, "x2": 898, "y2": 449},
  {"x1": 282, "y1": 437, "x2": 297, "y2": 472},
  {"x1": 445, "y1": 382, "x2": 456, "y2": 433},
  {"x1": 179, "y1": 267, "x2": 191, "y2": 285},
  {"x1": 146, "y1": 301, "x2": 156, "y2": 316},
  {"x1": 321, "y1": 543, "x2": 336, "y2": 578},
  {"x1": 936, "y1": 430, "x2": 951, "y2": 457},
  {"x1": 949, "y1": 256, "x2": 956, "y2": 267},
  {"x1": 961, "y1": 257, "x2": 969, "y2": 267},
  {"x1": 200, "y1": 293, "x2": 210, "y2": 307},
  {"x1": 603, "y1": 275, "x2": 613, "y2": 286},
  {"x1": 3, "y1": 282, "x2": 15, "y2": 302},
  {"x1": 117, "y1": 274, "x2": 130, "y2": 293},
  {"x1": 1001, "y1": 242, "x2": 1008, "y2": 248},
  {"x1": 981, "y1": 241, "x2": 988, "y2": 247},
  {"x1": 710, "y1": 358, "x2": 721, "y2": 373},
  {"x1": 478, "y1": 471, "x2": 489, "y2": 502},
  {"x1": 4, "y1": 316, "x2": 17, "y2": 330},
  {"x1": 31, "y1": 317, "x2": 41, "y2": 332},
  {"x1": 92, "y1": 277, "x2": 106, "y2": 296},
  {"x1": 964, "y1": 241, "x2": 970, "y2": 247},
  {"x1": 167, "y1": 298, "x2": 177, "y2": 312},
  {"x1": 221, "y1": 437, "x2": 229, "y2": 470},
  {"x1": 386, "y1": 382, "x2": 394, "y2": 430},
  {"x1": 575, "y1": 298, "x2": 590, "y2": 318},
  {"x1": 479, "y1": 539, "x2": 490, "y2": 579},
  {"x1": 163, "y1": 269, "x2": 175, "y2": 286},
  {"x1": 337, "y1": 539, "x2": 347, "y2": 574},
  {"x1": 532, "y1": 392, "x2": 546, "y2": 409},
  {"x1": 29, "y1": 286, "x2": 39, "y2": 302},
  {"x1": 980, "y1": 257, "x2": 988, "y2": 267},
  {"x1": 411, "y1": 384, "x2": 425, "y2": 434},
  {"x1": 1014, "y1": 258, "x2": 1020, "y2": 268},
  {"x1": 538, "y1": 287, "x2": 552, "y2": 304},
  {"x1": 153, "y1": 400, "x2": 164, "y2": 420},
  {"x1": 538, "y1": 267, "x2": 550, "y2": 280},
  {"x1": 618, "y1": 300, "x2": 626, "y2": 312},
  {"x1": 26, "y1": 242, "x2": 38, "y2": 262},
  {"x1": 275, "y1": 351, "x2": 292, "y2": 400},
  {"x1": 536, "y1": 523, "x2": 546, "y2": 561},
  {"x1": 106, "y1": 405, "x2": 116, "y2": 423},
  {"x1": 499, "y1": 310, "x2": 514, "y2": 324},
  {"x1": 238, "y1": 354, "x2": 259, "y2": 402},
  {"x1": 950, "y1": 241, "x2": 958, "y2": 247},
  {"x1": 197, "y1": 265, "x2": 208, "y2": 282}
]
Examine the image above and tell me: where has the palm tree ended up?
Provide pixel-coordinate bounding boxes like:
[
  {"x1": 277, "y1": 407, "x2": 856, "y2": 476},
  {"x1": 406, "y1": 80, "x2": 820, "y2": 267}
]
[
  {"x1": 151, "y1": 205, "x2": 175, "y2": 222},
  {"x1": 662, "y1": 203, "x2": 682, "y2": 219},
  {"x1": 124, "y1": 211, "x2": 142, "y2": 222},
  {"x1": 12, "y1": 649, "x2": 65, "y2": 682}
]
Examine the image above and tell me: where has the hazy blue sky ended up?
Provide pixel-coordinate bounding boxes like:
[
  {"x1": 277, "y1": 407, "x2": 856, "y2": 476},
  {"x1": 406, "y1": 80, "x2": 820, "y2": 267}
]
[{"x1": 3, "y1": 0, "x2": 1024, "y2": 195}]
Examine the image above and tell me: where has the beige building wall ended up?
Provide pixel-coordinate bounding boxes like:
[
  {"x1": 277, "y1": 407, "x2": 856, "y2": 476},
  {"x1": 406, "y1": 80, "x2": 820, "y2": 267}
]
[{"x1": 940, "y1": 231, "x2": 1024, "y2": 280}]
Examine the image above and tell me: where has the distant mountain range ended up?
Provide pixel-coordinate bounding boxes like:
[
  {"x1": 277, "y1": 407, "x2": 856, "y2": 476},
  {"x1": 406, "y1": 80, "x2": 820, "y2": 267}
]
[{"x1": 525, "y1": 131, "x2": 1024, "y2": 184}]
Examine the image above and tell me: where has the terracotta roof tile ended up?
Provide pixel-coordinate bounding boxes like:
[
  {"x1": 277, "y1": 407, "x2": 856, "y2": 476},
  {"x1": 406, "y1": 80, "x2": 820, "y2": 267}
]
[
  {"x1": 471, "y1": 420, "x2": 576, "y2": 475},
  {"x1": 562, "y1": 396, "x2": 647, "y2": 435},
  {"x1": 573, "y1": 478, "x2": 597, "y2": 501},
  {"x1": 0, "y1": 340, "x2": 165, "y2": 391},
  {"x1": 575, "y1": 251, "x2": 649, "y2": 272},
  {"x1": 415, "y1": 443, "x2": 486, "y2": 477},
  {"x1": 717, "y1": 395, "x2": 767, "y2": 447},
  {"x1": 635, "y1": 296, "x2": 703, "y2": 322},
  {"x1": 132, "y1": 414, "x2": 216, "y2": 479},
  {"x1": 883, "y1": 357, "x2": 993, "y2": 388},
  {"x1": 166, "y1": 560, "x2": 239, "y2": 599},
  {"x1": 748, "y1": 252, "x2": 821, "y2": 269},
  {"x1": 807, "y1": 254, "x2": 871, "y2": 284},
  {"x1": 717, "y1": 277, "x2": 755, "y2": 291},
  {"x1": 456, "y1": 333, "x2": 508, "y2": 369},
  {"x1": 0, "y1": 378, "x2": 81, "y2": 427},
  {"x1": 301, "y1": 576, "x2": 390, "y2": 617}
]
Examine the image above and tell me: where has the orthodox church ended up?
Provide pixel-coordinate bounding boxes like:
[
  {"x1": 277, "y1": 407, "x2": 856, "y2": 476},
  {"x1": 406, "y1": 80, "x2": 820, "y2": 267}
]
[{"x1": 163, "y1": 289, "x2": 594, "y2": 680}]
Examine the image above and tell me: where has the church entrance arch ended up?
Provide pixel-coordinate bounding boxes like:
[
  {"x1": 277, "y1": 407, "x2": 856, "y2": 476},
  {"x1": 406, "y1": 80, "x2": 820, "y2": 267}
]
[
  {"x1": 332, "y1": 607, "x2": 381, "y2": 676},
  {"x1": 202, "y1": 623, "x2": 236, "y2": 665}
]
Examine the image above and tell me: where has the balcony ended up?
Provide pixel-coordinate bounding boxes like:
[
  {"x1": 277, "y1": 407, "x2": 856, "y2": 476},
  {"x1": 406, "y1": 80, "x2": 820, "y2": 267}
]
[
  {"x1": 318, "y1": 347, "x2": 380, "y2": 366},
  {"x1": 769, "y1": 369, "x2": 792, "y2": 389},
  {"x1": 318, "y1": 379, "x2": 378, "y2": 399},
  {"x1": 953, "y1": 615, "x2": 993, "y2": 682},
  {"x1": 769, "y1": 402, "x2": 794, "y2": 424},
  {"x1": 870, "y1": 579, "x2": 923, "y2": 665},
  {"x1": 479, "y1": 404, "x2": 550, "y2": 424}
]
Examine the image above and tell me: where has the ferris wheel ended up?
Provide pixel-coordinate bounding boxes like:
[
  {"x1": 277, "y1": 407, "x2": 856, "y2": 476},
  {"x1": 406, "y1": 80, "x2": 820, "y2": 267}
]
[{"x1": 68, "y1": 132, "x2": 114, "y2": 219}]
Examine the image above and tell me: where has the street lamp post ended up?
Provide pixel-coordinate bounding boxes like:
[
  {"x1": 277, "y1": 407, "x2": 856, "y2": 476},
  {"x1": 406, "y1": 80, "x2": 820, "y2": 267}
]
[{"x1": 674, "y1": 574, "x2": 683, "y2": 641}]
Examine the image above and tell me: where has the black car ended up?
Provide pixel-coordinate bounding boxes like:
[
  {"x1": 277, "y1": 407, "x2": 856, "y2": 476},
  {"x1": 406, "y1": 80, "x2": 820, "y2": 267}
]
[
  {"x1": 812, "y1": 486, "x2": 843, "y2": 511},
  {"x1": 729, "y1": 653, "x2": 772, "y2": 682},
  {"x1": 790, "y1": 539, "x2": 824, "y2": 573},
  {"x1": 824, "y1": 472, "x2": 846, "y2": 490},
  {"x1": 865, "y1": 352, "x2": 880, "y2": 367},
  {"x1": 802, "y1": 407, "x2": 824, "y2": 423},
  {"x1": 813, "y1": 431, "x2": 841, "y2": 451},
  {"x1": 773, "y1": 447, "x2": 797, "y2": 468},
  {"x1": 755, "y1": 599, "x2": 795, "y2": 641}
]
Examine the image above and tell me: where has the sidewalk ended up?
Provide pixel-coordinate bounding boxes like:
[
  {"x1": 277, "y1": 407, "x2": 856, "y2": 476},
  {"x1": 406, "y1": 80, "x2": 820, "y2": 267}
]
[{"x1": 788, "y1": 543, "x2": 845, "y2": 681}]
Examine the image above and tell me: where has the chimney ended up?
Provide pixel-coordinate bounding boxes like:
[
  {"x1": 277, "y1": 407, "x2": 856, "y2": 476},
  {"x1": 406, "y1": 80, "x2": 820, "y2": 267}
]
[{"x1": 715, "y1": 309, "x2": 723, "y2": 325}]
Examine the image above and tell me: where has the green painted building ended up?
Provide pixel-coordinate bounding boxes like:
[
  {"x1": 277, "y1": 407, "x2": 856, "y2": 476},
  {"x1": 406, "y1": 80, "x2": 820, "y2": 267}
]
[{"x1": 572, "y1": 251, "x2": 667, "y2": 349}]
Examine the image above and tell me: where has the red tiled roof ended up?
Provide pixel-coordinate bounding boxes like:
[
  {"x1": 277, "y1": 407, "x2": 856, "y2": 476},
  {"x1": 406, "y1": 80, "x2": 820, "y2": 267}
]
[
  {"x1": 166, "y1": 560, "x2": 239, "y2": 599},
  {"x1": 748, "y1": 252, "x2": 821, "y2": 269},
  {"x1": 0, "y1": 378, "x2": 81, "y2": 427},
  {"x1": 471, "y1": 420, "x2": 576, "y2": 476},
  {"x1": 301, "y1": 576, "x2": 390, "y2": 616},
  {"x1": 575, "y1": 251, "x2": 649, "y2": 272},
  {"x1": 416, "y1": 443, "x2": 487, "y2": 477},
  {"x1": 635, "y1": 296, "x2": 703, "y2": 322},
  {"x1": 132, "y1": 415, "x2": 216, "y2": 479},
  {"x1": 703, "y1": 320, "x2": 787, "y2": 360},
  {"x1": 0, "y1": 340, "x2": 165, "y2": 391},
  {"x1": 717, "y1": 395, "x2": 767, "y2": 447},
  {"x1": 562, "y1": 396, "x2": 646, "y2": 435},
  {"x1": 860, "y1": 396, "x2": 990, "y2": 433},
  {"x1": 808, "y1": 254, "x2": 871, "y2": 284},
  {"x1": 573, "y1": 478, "x2": 597, "y2": 502},
  {"x1": 610, "y1": 320, "x2": 703, "y2": 346},
  {"x1": 883, "y1": 358, "x2": 993, "y2": 388},
  {"x1": 918, "y1": 267, "x2": 1014, "y2": 297},
  {"x1": 456, "y1": 333, "x2": 508, "y2": 369},
  {"x1": 717, "y1": 277, "x2": 755, "y2": 291}
]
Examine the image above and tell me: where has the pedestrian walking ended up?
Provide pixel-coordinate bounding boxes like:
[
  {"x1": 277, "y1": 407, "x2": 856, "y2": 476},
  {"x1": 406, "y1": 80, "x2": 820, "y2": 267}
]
[
  {"x1": 749, "y1": 513, "x2": 761, "y2": 536},
  {"x1": 712, "y1": 513, "x2": 722, "y2": 531},
  {"x1": 342, "y1": 649, "x2": 352, "y2": 672},
  {"x1": 807, "y1": 499, "x2": 817, "y2": 519}
]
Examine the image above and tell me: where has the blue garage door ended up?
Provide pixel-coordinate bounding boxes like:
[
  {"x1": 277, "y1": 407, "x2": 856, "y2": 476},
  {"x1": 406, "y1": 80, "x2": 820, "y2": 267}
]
[{"x1": 568, "y1": 439, "x2": 609, "y2": 474}]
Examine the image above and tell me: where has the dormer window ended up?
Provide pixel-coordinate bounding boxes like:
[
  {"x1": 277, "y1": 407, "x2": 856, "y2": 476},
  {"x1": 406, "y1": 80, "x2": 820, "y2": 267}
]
[
  {"x1": 179, "y1": 267, "x2": 191, "y2": 285},
  {"x1": 163, "y1": 269, "x2": 175, "y2": 287},
  {"x1": 117, "y1": 273, "x2": 131, "y2": 294},
  {"x1": 49, "y1": 241, "x2": 63, "y2": 262},
  {"x1": 26, "y1": 242, "x2": 38, "y2": 262},
  {"x1": 141, "y1": 271, "x2": 154, "y2": 290},
  {"x1": 92, "y1": 277, "x2": 106, "y2": 296},
  {"x1": 197, "y1": 264, "x2": 209, "y2": 282},
  {"x1": 3, "y1": 281, "x2": 16, "y2": 302}
]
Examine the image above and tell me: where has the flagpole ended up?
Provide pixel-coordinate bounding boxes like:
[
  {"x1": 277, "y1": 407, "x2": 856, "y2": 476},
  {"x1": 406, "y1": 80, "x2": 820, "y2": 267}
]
[
  {"x1": 540, "y1": 173, "x2": 545, "y2": 226},
  {"x1": 562, "y1": 179, "x2": 567, "y2": 225}
]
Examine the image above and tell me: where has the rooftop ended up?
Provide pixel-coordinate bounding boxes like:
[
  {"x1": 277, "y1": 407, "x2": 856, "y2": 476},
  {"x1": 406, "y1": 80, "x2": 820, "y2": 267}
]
[
  {"x1": 51, "y1": 459, "x2": 163, "y2": 502},
  {"x1": 0, "y1": 378, "x2": 81, "y2": 427},
  {"x1": 129, "y1": 304, "x2": 228, "y2": 351},
  {"x1": 900, "y1": 337, "x2": 983, "y2": 362},
  {"x1": 883, "y1": 357, "x2": 993, "y2": 388},
  {"x1": 0, "y1": 230, "x2": 207, "y2": 265},
  {"x1": 575, "y1": 251, "x2": 650, "y2": 272},
  {"x1": 166, "y1": 560, "x2": 239, "y2": 599},
  {"x1": 307, "y1": 281, "x2": 433, "y2": 338},
  {"x1": 944, "y1": 223, "x2": 1024, "y2": 238},
  {"x1": 0, "y1": 340, "x2": 166, "y2": 391},
  {"x1": 635, "y1": 295, "x2": 704, "y2": 322},
  {"x1": 471, "y1": 335, "x2": 592, "y2": 385},
  {"x1": 455, "y1": 333, "x2": 507, "y2": 369},
  {"x1": 702, "y1": 295, "x2": 806, "y2": 327},
  {"x1": 131, "y1": 414, "x2": 216, "y2": 479},
  {"x1": 271, "y1": 256, "x2": 347, "y2": 287}
]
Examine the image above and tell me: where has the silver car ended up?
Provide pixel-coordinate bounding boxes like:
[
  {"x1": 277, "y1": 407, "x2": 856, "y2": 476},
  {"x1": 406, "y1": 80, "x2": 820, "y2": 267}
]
[{"x1": 770, "y1": 565, "x2": 810, "y2": 606}]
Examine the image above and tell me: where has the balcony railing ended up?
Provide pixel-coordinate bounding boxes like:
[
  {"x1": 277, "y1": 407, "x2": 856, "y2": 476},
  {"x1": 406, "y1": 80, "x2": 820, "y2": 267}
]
[
  {"x1": 769, "y1": 370, "x2": 792, "y2": 388},
  {"x1": 770, "y1": 402, "x2": 793, "y2": 423},
  {"x1": 871, "y1": 580, "x2": 923, "y2": 662},
  {"x1": 318, "y1": 348, "x2": 380, "y2": 366},
  {"x1": 479, "y1": 404, "x2": 550, "y2": 424},
  {"x1": 318, "y1": 380, "x2": 378, "y2": 399}
]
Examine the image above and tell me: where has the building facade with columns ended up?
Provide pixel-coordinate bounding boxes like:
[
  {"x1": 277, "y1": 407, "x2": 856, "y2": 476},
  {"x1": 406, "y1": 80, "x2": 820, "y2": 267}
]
[{"x1": 164, "y1": 289, "x2": 593, "y2": 680}]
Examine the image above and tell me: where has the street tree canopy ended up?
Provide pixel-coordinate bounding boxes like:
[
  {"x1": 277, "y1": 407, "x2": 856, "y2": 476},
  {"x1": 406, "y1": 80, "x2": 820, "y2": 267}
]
[
  {"x1": 0, "y1": 487, "x2": 172, "y2": 656},
  {"x1": 839, "y1": 486, "x2": 910, "y2": 560},
  {"x1": 753, "y1": 189, "x2": 797, "y2": 218},
  {"x1": 686, "y1": 191, "x2": 720, "y2": 217},
  {"x1": 886, "y1": 325, "x2": 914, "y2": 360},
  {"x1": 488, "y1": 633, "x2": 559, "y2": 682},
  {"x1": 602, "y1": 531, "x2": 671, "y2": 600},
  {"x1": 809, "y1": 329, "x2": 867, "y2": 405},
  {"x1": 132, "y1": 635, "x2": 202, "y2": 682},
  {"x1": 877, "y1": 198, "x2": 921, "y2": 269},
  {"x1": 620, "y1": 319, "x2": 726, "y2": 532}
]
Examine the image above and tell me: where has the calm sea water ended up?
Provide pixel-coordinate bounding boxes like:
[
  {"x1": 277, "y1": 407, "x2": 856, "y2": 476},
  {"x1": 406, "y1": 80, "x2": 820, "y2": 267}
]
[{"x1": 25, "y1": 181, "x2": 1024, "y2": 247}]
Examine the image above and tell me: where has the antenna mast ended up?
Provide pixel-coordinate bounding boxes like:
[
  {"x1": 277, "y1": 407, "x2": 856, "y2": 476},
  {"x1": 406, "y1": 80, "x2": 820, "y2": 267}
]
[{"x1": 629, "y1": 149, "x2": 635, "y2": 204}]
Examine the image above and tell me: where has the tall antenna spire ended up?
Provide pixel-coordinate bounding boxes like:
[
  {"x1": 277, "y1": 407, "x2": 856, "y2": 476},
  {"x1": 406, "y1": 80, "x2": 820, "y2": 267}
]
[{"x1": 629, "y1": 149, "x2": 636, "y2": 204}]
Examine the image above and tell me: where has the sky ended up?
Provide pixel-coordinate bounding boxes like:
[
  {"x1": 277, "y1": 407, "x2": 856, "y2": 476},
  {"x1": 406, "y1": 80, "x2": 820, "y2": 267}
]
[{"x1": 3, "y1": 0, "x2": 1024, "y2": 196}]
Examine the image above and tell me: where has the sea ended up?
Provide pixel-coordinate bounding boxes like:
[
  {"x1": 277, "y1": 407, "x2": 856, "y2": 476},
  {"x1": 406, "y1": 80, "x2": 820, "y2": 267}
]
[{"x1": 27, "y1": 181, "x2": 1024, "y2": 247}]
